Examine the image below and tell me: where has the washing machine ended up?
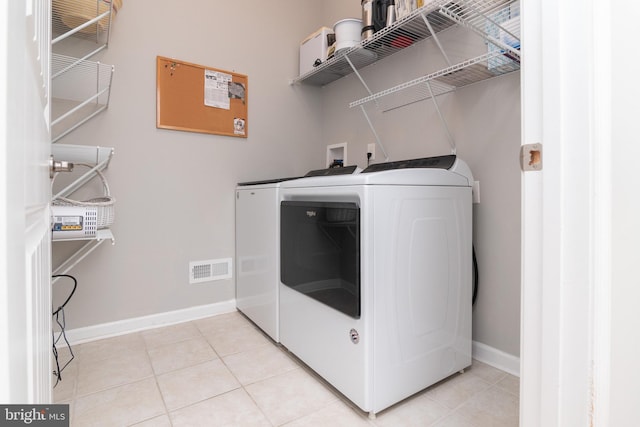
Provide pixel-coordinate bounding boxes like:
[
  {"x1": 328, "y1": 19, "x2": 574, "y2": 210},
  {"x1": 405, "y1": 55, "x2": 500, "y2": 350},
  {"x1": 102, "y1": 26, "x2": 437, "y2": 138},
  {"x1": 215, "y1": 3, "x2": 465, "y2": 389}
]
[
  {"x1": 278, "y1": 155, "x2": 474, "y2": 416},
  {"x1": 235, "y1": 166, "x2": 359, "y2": 342}
]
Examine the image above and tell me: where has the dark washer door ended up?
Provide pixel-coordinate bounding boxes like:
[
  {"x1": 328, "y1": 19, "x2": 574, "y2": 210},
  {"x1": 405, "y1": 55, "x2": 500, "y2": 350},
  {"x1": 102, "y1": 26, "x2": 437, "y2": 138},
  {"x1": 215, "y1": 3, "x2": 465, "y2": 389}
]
[{"x1": 281, "y1": 201, "x2": 361, "y2": 319}]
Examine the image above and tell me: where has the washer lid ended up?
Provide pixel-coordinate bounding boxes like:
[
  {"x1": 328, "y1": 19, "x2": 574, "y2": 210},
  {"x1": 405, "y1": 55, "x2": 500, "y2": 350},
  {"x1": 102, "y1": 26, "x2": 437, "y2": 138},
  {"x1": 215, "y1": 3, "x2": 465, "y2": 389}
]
[
  {"x1": 237, "y1": 176, "x2": 301, "y2": 186},
  {"x1": 361, "y1": 155, "x2": 456, "y2": 173}
]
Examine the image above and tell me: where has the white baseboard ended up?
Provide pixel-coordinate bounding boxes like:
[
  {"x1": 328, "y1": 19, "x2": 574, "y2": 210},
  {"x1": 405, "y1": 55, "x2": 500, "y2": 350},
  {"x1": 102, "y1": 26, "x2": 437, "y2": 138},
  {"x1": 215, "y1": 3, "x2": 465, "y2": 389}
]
[
  {"x1": 64, "y1": 300, "x2": 237, "y2": 346},
  {"x1": 472, "y1": 340, "x2": 520, "y2": 377}
]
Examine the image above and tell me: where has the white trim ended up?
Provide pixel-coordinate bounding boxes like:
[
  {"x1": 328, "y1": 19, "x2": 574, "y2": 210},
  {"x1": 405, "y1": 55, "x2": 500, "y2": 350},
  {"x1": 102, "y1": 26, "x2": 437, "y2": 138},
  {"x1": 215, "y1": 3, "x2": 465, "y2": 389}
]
[
  {"x1": 521, "y1": 0, "x2": 613, "y2": 424},
  {"x1": 473, "y1": 341, "x2": 520, "y2": 377},
  {"x1": 64, "y1": 300, "x2": 237, "y2": 345},
  {"x1": 0, "y1": 0, "x2": 10, "y2": 404},
  {"x1": 519, "y1": 0, "x2": 544, "y2": 422},
  {"x1": 590, "y1": 2, "x2": 612, "y2": 427}
]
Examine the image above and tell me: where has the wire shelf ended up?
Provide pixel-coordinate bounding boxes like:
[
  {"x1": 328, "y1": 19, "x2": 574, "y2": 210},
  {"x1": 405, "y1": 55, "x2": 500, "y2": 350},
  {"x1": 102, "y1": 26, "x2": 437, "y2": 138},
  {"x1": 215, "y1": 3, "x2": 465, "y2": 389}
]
[
  {"x1": 344, "y1": 0, "x2": 521, "y2": 112},
  {"x1": 51, "y1": 54, "x2": 114, "y2": 143},
  {"x1": 350, "y1": 50, "x2": 520, "y2": 112},
  {"x1": 308, "y1": 0, "x2": 521, "y2": 157},
  {"x1": 292, "y1": 0, "x2": 516, "y2": 86},
  {"x1": 52, "y1": 0, "x2": 120, "y2": 61}
]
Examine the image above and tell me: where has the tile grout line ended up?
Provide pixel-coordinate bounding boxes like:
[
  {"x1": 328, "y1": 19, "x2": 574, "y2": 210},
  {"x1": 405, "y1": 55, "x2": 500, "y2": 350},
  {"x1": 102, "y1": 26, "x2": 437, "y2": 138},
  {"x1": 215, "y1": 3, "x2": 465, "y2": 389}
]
[
  {"x1": 431, "y1": 373, "x2": 515, "y2": 427},
  {"x1": 147, "y1": 318, "x2": 256, "y2": 425},
  {"x1": 145, "y1": 339, "x2": 174, "y2": 427}
]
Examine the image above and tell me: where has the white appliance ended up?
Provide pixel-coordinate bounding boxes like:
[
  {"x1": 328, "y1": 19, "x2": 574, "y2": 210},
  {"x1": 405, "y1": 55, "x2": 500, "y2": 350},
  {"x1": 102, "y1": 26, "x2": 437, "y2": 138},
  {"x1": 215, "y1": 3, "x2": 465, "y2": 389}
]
[
  {"x1": 279, "y1": 155, "x2": 474, "y2": 416},
  {"x1": 235, "y1": 166, "x2": 359, "y2": 342},
  {"x1": 235, "y1": 177, "x2": 297, "y2": 342},
  {"x1": 299, "y1": 26, "x2": 333, "y2": 77},
  {"x1": 333, "y1": 18, "x2": 362, "y2": 52}
]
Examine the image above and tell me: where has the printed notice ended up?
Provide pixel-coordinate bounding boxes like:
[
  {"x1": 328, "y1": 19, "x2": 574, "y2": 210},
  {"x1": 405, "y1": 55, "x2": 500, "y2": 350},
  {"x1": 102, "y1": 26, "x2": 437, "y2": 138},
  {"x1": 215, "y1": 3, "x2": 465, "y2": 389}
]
[{"x1": 204, "y1": 69, "x2": 232, "y2": 109}]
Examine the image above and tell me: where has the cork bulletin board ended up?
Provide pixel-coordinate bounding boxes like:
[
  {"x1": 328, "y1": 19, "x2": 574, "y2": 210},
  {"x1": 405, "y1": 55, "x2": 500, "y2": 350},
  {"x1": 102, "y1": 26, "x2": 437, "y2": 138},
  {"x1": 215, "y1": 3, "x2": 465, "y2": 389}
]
[{"x1": 156, "y1": 56, "x2": 248, "y2": 137}]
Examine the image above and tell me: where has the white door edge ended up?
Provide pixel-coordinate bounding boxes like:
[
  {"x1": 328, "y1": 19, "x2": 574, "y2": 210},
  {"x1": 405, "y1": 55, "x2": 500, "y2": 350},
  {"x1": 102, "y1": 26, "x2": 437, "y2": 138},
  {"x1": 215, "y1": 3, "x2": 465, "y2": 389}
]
[{"x1": 520, "y1": 0, "x2": 613, "y2": 425}]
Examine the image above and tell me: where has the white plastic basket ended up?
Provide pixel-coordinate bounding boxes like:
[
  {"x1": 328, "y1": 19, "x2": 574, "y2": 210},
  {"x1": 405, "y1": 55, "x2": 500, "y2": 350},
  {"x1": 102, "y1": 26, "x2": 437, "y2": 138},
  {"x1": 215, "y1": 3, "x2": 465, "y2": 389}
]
[{"x1": 52, "y1": 163, "x2": 115, "y2": 229}]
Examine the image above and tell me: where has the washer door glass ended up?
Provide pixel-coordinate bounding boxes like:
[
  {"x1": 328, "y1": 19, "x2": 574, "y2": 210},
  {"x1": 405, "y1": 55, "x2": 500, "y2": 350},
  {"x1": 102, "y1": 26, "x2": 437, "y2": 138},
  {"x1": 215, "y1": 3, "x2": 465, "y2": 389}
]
[{"x1": 280, "y1": 201, "x2": 360, "y2": 319}]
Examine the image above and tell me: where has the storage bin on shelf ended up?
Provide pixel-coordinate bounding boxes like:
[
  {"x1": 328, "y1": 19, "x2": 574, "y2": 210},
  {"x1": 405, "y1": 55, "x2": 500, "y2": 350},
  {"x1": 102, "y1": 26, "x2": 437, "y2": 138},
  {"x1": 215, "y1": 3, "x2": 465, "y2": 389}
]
[{"x1": 52, "y1": 163, "x2": 115, "y2": 229}]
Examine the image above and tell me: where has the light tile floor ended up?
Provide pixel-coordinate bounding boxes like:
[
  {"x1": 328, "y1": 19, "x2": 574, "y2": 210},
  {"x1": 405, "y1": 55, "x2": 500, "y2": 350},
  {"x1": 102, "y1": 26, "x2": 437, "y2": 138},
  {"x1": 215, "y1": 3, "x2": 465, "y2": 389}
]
[{"x1": 53, "y1": 311, "x2": 519, "y2": 426}]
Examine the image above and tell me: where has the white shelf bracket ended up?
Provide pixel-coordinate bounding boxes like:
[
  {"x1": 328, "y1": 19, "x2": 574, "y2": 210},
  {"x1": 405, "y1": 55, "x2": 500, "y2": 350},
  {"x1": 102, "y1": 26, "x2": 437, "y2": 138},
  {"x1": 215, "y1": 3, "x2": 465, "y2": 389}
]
[
  {"x1": 52, "y1": 230, "x2": 115, "y2": 282},
  {"x1": 425, "y1": 81, "x2": 456, "y2": 155},
  {"x1": 420, "y1": 12, "x2": 452, "y2": 67},
  {"x1": 344, "y1": 53, "x2": 375, "y2": 99},
  {"x1": 360, "y1": 105, "x2": 389, "y2": 161},
  {"x1": 346, "y1": 52, "x2": 389, "y2": 161}
]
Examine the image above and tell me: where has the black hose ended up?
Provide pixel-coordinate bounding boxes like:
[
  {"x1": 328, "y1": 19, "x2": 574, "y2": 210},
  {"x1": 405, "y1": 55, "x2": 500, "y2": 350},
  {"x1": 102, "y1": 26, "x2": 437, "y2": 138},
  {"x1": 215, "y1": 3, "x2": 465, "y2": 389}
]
[
  {"x1": 52, "y1": 274, "x2": 77, "y2": 315},
  {"x1": 472, "y1": 245, "x2": 479, "y2": 305},
  {"x1": 51, "y1": 274, "x2": 77, "y2": 386}
]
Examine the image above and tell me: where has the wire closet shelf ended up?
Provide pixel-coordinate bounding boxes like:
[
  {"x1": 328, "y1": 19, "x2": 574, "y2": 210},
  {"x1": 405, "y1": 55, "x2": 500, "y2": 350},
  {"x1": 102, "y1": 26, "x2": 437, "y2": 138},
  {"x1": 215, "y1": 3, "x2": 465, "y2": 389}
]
[
  {"x1": 293, "y1": 0, "x2": 521, "y2": 99},
  {"x1": 52, "y1": 0, "x2": 120, "y2": 61},
  {"x1": 351, "y1": 0, "x2": 521, "y2": 111},
  {"x1": 51, "y1": 54, "x2": 114, "y2": 143}
]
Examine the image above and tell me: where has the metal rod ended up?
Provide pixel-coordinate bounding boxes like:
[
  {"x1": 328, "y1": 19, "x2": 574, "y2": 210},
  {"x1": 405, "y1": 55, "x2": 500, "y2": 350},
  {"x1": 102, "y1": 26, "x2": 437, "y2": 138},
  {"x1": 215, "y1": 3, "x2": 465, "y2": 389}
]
[
  {"x1": 51, "y1": 86, "x2": 110, "y2": 127},
  {"x1": 52, "y1": 47, "x2": 108, "y2": 80},
  {"x1": 52, "y1": 240, "x2": 105, "y2": 279},
  {"x1": 104, "y1": 65, "x2": 115, "y2": 108},
  {"x1": 103, "y1": 0, "x2": 114, "y2": 47},
  {"x1": 51, "y1": 10, "x2": 110, "y2": 45},
  {"x1": 360, "y1": 105, "x2": 389, "y2": 161},
  {"x1": 52, "y1": 230, "x2": 114, "y2": 279},
  {"x1": 52, "y1": 56, "x2": 85, "y2": 80},
  {"x1": 95, "y1": 62, "x2": 100, "y2": 105},
  {"x1": 344, "y1": 54, "x2": 374, "y2": 98},
  {"x1": 52, "y1": 106, "x2": 108, "y2": 143},
  {"x1": 425, "y1": 81, "x2": 456, "y2": 154},
  {"x1": 421, "y1": 11, "x2": 452, "y2": 66},
  {"x1": 53, "y1": 157, "x2": 110, "y2": 200}
]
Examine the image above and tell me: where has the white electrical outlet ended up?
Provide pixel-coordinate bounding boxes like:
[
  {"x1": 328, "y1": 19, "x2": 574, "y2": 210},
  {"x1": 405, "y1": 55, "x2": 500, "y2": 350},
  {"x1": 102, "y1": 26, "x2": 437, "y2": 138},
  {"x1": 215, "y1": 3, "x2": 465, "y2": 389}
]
[
  {"x1": 473, "y1": 181, "x2": 480, "y2": 204},
  {"x1": 367, "y1": 143, "x2": 376, "y2": 160}
]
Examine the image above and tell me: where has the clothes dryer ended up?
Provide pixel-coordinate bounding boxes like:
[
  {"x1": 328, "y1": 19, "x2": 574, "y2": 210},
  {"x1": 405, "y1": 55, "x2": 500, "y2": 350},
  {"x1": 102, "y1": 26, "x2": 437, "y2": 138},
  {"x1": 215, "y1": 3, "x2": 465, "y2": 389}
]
[{"x1": 235, "y1": 166, "x2": 359, "y2": 342}]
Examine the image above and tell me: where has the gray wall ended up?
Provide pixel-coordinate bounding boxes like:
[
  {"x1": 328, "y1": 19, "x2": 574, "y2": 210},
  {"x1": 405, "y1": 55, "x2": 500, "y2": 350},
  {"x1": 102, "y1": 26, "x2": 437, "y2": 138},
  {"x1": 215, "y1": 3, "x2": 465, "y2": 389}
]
[
  {"x1": 54, "y1": 1, "x2": 521, "y2": 358},
  {"x1": 53, "y1": 0, "x2": 327, "y2": 327}
]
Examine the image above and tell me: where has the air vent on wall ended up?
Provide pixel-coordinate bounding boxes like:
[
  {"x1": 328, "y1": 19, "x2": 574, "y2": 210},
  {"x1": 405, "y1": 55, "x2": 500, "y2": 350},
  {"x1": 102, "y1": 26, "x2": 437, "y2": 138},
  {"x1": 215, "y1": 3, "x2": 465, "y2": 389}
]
[{"x1": 189, "y1": 258, "x2": 233, "y2": 284}]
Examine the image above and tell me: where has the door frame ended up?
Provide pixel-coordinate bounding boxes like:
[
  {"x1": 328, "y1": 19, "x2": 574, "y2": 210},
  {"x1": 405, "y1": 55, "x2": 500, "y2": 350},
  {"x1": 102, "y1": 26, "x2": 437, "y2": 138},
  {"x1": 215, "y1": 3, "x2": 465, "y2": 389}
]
[{"x1": 520, "y1": 0, "x2": 612, "y2": 424}]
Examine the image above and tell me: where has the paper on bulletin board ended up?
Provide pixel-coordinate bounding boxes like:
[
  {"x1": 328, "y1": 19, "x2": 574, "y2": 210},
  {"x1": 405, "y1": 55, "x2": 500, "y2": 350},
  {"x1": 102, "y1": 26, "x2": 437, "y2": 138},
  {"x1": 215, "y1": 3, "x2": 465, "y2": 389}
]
[{"x1": 204, "y1": 69, "x2": 232, "y2": 109}]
